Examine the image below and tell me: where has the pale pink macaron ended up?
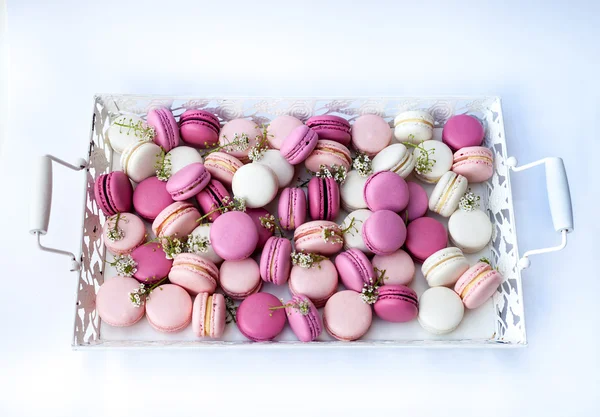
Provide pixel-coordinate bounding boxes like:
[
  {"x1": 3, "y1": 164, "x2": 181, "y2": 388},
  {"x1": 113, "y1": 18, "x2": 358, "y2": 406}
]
[
  {"x1": 219, "y1": 118, "x2": 262, "y2": 163},
  {"x1": 361, "y1": 210, "x2": 407, "y2": 255},
  {"x1": 371, "y1": 249, "x2": 415, "y2": 285},
  {"x1": 285, "y1": 295, "x2": 323, "y2": 342},
  {"x1": 168, "y1": 253, "x2": 218, "y2": 295},
  {"x1": 96, "y1": 276, "x2": 145, "y2": 327},
  {"x1": 203, "y1": 151, "x2": 243, "y2": 188},
  {"x1": 165, "y1": 162, "x2": 211, "y2": 201},
  {"x1": 293, "y1": 221, "x2": 344, "y2": 256},
  {"x1": 210, "y1": 211, "x2": 258, "y2": 261},
  {"x1": 102, "y1": 212, "x2": 146, "y2": 255},
  {"x1": 323, "y1": 290, "x2": 373, "y2": 341},
  {"x1": 454, "y1": 261, "x2": 504, "y2": 309},
  {"x1": 145, "y1": 284, "x2": 193, "y2": 333},
  {"x1": 219, "y1": 258, "x2": 262, "y2": 300},
  {"x1": 289, "y1": 259, "x2": 338, "y2": 308},
  {"x1": 152, "y1": 201, "x2": 200, "y2": 238},
  {"x1": 192, "y1": 292, "x2": 226, "y2": 338},
  {"x1": 351, "y1": 114, "x2": 392, "y2": 156},
  {"x1": 266, "y1": 115, "x2": 304, "y2": 149},
  {"x1": 304, "y1": 140, "x2": 352, "y2": 173},
  {"x1": 452, "y1": 146, "x2": 494, "y2": 183}
]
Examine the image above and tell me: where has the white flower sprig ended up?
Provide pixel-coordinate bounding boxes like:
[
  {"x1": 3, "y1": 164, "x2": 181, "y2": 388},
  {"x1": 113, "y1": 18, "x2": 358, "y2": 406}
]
[
  {"x1": 247, "y1": 125, "x2": 270, "y2": 162},
  {"x1": 155, "y1": 148, "x2": 172, "y2": 181},
  {"x1": 196, "y1": 196, "x2": 246, "y2": 223},
  {"x1": 186, "y1": 234, "x2": 210, "y2": 255},
  {"x1": 128, "y1": 276, "x2": 168, "y2": 308},
  {"x1": 459, "y1": 189, "x2": 481, "y2": 212},
  {"x1": 109, "y1": 254, "x2": 138, "y2": 277},
  {"x1": 269, "y1": 298, "x2": 311, "y2": 317},
  {"x1": 340, "y1": 217, "x2": 359, "y2": 237},
  {"x1": 352, "y1": 153, "x2": 373, "y2": 177},
  {"x1": 321, "y1": 226, "x2": 343, "y2": 244},
  {"x1": 259, "y1": 214, "x2": 284, "y2": 236},
  {"x1": 316, "y1": 164, "x2": 347, "y2": 184},
  {"x1": 106, "y1": 212, "x2": 126, "y2": 242},
  {"x1": 291, "y1": 251, "x2": 328, "y2": 269},
  {"x1": 404, "y1": 138, "x2": 435, "y2": 175},
  {"x1": 113, "y1": 118, "x2": 156, "y2": 141},
  {"x1": 205, "y1": 132, "x2": 250, "y2": 155},
  {"x1": 145, "y1": 235, "x2": 185, "y2": 260},
  {"x1": 360, "y1": 268, "x2": 387, "y2": 305}
]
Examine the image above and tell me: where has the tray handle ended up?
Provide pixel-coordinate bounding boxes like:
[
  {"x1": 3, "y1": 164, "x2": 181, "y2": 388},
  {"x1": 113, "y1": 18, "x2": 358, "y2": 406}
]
[
  {"x1": 507, "y1": 156, "x2": 573, "y2": 270},
  {"x1": 30, "y1": 155, "x2": 88, "y2": 271}
]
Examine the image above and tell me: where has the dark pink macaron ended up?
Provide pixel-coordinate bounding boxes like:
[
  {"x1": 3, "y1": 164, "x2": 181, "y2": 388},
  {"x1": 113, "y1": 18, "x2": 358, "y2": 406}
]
[
  {"x1": 374, "y1": 285, "x2": 418, "y2": 323},
  {"x1": 308, "y1": 177, "x2": 340, "y2": 221},
  {"x1": 402, "y1": 182, "x2": 428, "y2": 223},
  {"x1": 405, "y1": 217, "x2": 448, "y2": 263},
  {"x1": 195, "y1": 179, "x2": 231, "y2": 222},
  {"x1": 210, "y1": 211, "x2": 258, "y2": 261},
  {"x1": 179, "y1": 109, "x2": 220, "y2": 148},
  {"x1": 245, "y1": 208, "x2": 274, "y2": 249},
  {"x1": 280, "y1": 125, "x2": 319, "y2": 165},
  {"x1": 259, "y1": 236, "x2": 292, "y2": 285},
  {"x1": 335, "y1": 248, "x2": 375, "y2": 292},
  {"x1": 285, "y1": 294, "x2": 323, "y2": 342},
  {"x1": 133, "y1": 177, "x2": 174, "y2": 220},
  {"x1": 147, "y1": 107, "x2": 180, "y2": 152},
  {"x1": 130, "y1": 242, "x2": 173, "y2": 284},
  {"x1": 442, "y1": 114, "x2": 484, "y2": 151},
  {"x1": 305, "y1": 115, "x2": 351, "y2": 147},
  {"x1": 166, "y1": 162, "x2": 211, "y2": 201},
  {"x1": 363, "y1": 171, "x2": 409, "y2": 213},
  {"x1": 278, "y1": 187, "x2": 307, "y2": 230},
  {"x1": 236, "y1": 292, "x2": 287, "y2": 342},
  {"x1": 361, "y1": 210, "x2": 406, "y2": 255},
  {"x1": 94, "y1": 171, "x2": 133, "y2": 216}
]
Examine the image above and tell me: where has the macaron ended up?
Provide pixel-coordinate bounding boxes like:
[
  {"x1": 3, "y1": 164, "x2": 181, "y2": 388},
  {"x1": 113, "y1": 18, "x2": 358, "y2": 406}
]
[
  {"x1": 260, "y1": 237, "x2": 292, "y2": 285},
  {"x1": 323, "y1": 290, "x2": 372, "y2": 341},
  {"x1": 146, "y1": 107, "x2": 180, "y2": 152},
  {"x1": 448, "y1": 209, "x2": 492, "y2": 253},
  {"x1": 418, "y1": 287, "x2": 464, "y2": 335},
  {"x1": 179, "y1": 109, "x2": 220, "y2": 148},
  {"x1": 236, "y1": 293, "x2": 287, "y2": 342},
  {"x1": 305, "y1": 115, "x2": 352, "y2": 146},
  {"x1": 422, "y1": 247, "x2": 470, "y2": 287},
  {"x1": 371, "y1": 143, "x2": 415, "y2": 178},
  {"x1": 253, "y1": 149, "x2": 295, "y2": 188},
  {"x1": 188, "y1": 224, "x2": 223, "y2": 264},
  {"x1": 289, "y1": 259, "x2": 338, "y2": 308},
  {"x1": 371, "y1": 249, "x2": 415, "y2": 286},
  {"x1": 145, "y1": 284, "x2": 193, "y2": 333},
  {"x1": 210, "y1": 211, "x2": 258, "y2": 261},
  {"x1": 133, "y1": 176, "x2": 174, "y2": 220},
  {"x1": 454, "y1": 261, "x2": 504, "y2": 309},
  {"x1": 96, "y1": 276, "x2": 145, "y2": 327},
  {"x1": 442, "y1": 114, "x2": 484, "y2": 151},
  {"x1": 195, "y1": 179, "x2": 231, "y2": 222},
  {"x1": 403, "y1": 182, "x2": 428, "y2": 223},
  {"x1": 94, "y1": 171, "x2": 133, "y2": 216},
  {"x1": 106, "y1": 114, "x2": 148, "y2": 153},
  {"x1": 203, "y1": 151, "x2": 243, "y2": 188},
  {"x1": 340, "y1": 170, "x2": 368, "y2": 212},
  {"x1": 361, "y1": 210, "x2": 406, "y2": 255},
  {"x1": 304, "y1": 140, "x2": 352, "y2": 173},
  {"x1": 285, "y1": 295, "x2": 323, "y2": 342},
  {"x1": 294, "y1": 221, "x2": 344, "y2": 256},
  {"x1": 219, "y1": 118, "x2": 262, "y2": 163},
  {"x1": 335, "y1": 248, "x2": 375, "y2": 292},
  {"x1": 102, "y1": 212, "x2": 146, "y2": 255},
  {"x1": 165, "y1": 162, "x2": 211, "y2": 201},
  {"x1": 374, "y1": 285, "x2": 419, "y2": 323},
  {"x1": 393, "y1": 110, "x2": 434, "y2": 144},
  {"x1": 219, "y1": 258, "x2": 262, "y2": 300},
  {"x1": 405, "y1": 217, "x2": 448, "y2": 263},
  {"x1": 120, "y1": 139, "x2": 162, "y2": 183},
  {"x1": 266, "y1": 115, "x2": 304, "y2": 149},
  {"x1": 232, "y1": 164, "x2": 278, "y2": 209},
  {"x1": 363, "y1": 171, "x2": 409, "y2": 212},
  {"x1": 192, "y1": 292, "x2": 226, "y2": 338},
  {"x1": 452, "y1": 146, "x2": 494, "y2": 183},
  {"x1": 278, "y1": 187, "x2": 307, "y2": 230},
  {"x1": 152, "y1": 202, "x2": 200, "y2": 239},
  {"x1": 351, "y1": 114, "x2": 392, "y2": 156},
  {"x1": 341, "y1": 209, "x2": 372, "y2": 254},
  {"x1": 245, "y1": 208, "x2": 274, "y2": 249},
  {"x1": 130, "y1": 242, "x2": 173, "y2": 284},
  {"x1": 413, "y1": 140, "x2": 453, "y2": 183},
  {"x1": 308, "y1": 177, "x2": 340, "y2": 221},
  {"x1": 280, "y1": 125, "x2": 319, "y2": 165},
  {"x1": 169, "y1": 253, "x2": 219, "y2": 295},
  {"x1": 166, "y1": 146, "x2": 204, "y2": 177},
  {"x1": 428, "y1": 171, "x2": 469, "y2": 217}
]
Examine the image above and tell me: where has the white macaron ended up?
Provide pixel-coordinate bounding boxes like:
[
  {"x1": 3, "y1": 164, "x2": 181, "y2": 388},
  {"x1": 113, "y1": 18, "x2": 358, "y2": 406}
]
[
  {"x1": 167, "y1": 146, "x2": 204, "y2": 177},
  {"x1": 413, "y1": 140, "x2": 453, "y2": 183},
  {"x1": 372, "y1": 143, "x2": 415, "y2": 178},
  {"x1": 107, "y1": 114, "x2": 149, "y2": 154},
  {"x1": 253, "y1": 149, "x2": 294, "y2": 188},
  {"x1": 421, "y1": 247, "x2": 470, "y2": 287},
  {"x1": 393, "y1": 110, "x2": 434, "y2": 144},
  {"x1": 340, "y1": 170, "x2": 368, "y2": 212},
  {"x1": 341, "y1": 209, "x2": 373, "y2": 254},
  {"x1": 188, "y1": 224, "x2": 223, "y2": 265},
  {"x1": 232, "y1": 163, "x2": 278, "y2": 208},
  {"x1": 428, "y1": 171, "x2": 469, "y2": 217},
  {"x1": 448, "y1": 209, "x2": 493, "y2": 253},
  {"x1": 418, "y1": 287, "x2": 465, "y2": 335},
  {"x1": 120, "y1": 139, "x2": 161, "y2": 183}
]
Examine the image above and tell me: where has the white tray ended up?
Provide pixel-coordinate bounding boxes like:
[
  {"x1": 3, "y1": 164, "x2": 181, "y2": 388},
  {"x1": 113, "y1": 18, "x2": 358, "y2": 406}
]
[{"x1": 30, "y1": 96, "x2": 574, "y2": 348}]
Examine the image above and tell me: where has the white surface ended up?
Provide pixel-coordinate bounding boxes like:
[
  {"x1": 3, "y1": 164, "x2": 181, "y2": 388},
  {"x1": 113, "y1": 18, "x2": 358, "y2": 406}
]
[{"x1": 1, "y1": 0, "x2": 598, "y2": 416}]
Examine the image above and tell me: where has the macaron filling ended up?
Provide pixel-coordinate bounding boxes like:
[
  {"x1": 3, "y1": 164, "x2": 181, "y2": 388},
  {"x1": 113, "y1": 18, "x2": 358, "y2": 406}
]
[
  {"x1": 434, "y1": 174, "x2": 460, "y2": 212},
  {"x1": 394, "y1": 117, "x2": 433, "y2": 128}
]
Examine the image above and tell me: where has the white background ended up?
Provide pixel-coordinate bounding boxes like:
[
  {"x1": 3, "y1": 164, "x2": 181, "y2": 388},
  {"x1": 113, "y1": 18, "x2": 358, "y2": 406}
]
[{"x1": 1, "y1": 1, "x2": 599, "y2": 416}]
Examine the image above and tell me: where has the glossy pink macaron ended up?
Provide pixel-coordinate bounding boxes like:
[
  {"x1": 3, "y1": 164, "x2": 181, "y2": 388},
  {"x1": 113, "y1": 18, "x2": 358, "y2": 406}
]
[
  {"x1": 361, "y1": 210, "x2": 406, "y2": 255},
  {"x1": 203, "y1": 152, "x2": 243, "y2": 188},
  {"x1": 289, "y1": 260, "x2": 338, "y2": 308},
  {"x1": 130, "y1": 242, "x2": 173, "y2": 284},
  {"x1": 195, "y1": 179, "x2": 231, "y2": 222},
  {"x1": 133, "y1": 176, "x2": 174, "y2": 220},
  {"x1": 103, "y1": 212, "x2": 146, "y2": 255},
  {"x1": 147, "y1": 107, "x2": 180, "y2": 152},
  {"x1": 94, "y1": 171, "x2": 133, "y2": 216},
  {"x1": 442, "y1": 114, "x2": 484, "y2": 151},
  {"x1": 305, "y1": 115, "x2": 351, "y2": 146},
  {"x1": 335, "y1": 248, "x2": 375, "y2": 292},
  {"x1": 236, "y1": 292, "x2": 287, "y2": 342},
  {"x1": 304, "y1": 140, "x2": 352, "y2": 173},
  {"x1": 308, "y1": 177, "x2": 340, "y2": 221},
  {"x1": 285, "y1": 295, "x2": 323, "y2": 342},
  {"x1": 179, "y1": 109, "x2": 220, "y2": 148},
  {"x1": 452, "y1": 146, "x2": 494, "y2": 183},
  {"x1": 405, "y1": 217, "x2": 448, "y2": 263},
  {"x1": 96, "y1": 276, "x2": 145, "y2": 327},
  {"x1": 168, "y1": 253, "x2": 218, "y2": 295},
  {"x1": 280, "y1": 125, "x2": 319, "y2": 165},
  {"x1": 259, "y1": 237, "x2": 292, "y2": 285},
  {"x1": 219, "y1": 118, "x2": 261, "y2": 163},
  {"x1": 324, "y1": 290, "x2": 372, "y2": 341},
  {"x1": 266, "y1": 115, "x2": 304, "y2": 149},
  {"x1": 294, "y1": 220, "x2": 344, "y2": 256},
  {"x1": 210, "y1": 211, "x2": 258, "y2": 261},
  {"x1": 374, "y1": 285, "x2": 418, "y2": 323},
  {"x1": 152, "y1": 201, "x2": 200, "y2": 238},
  {"x1": 192, "y1": 292, "x2": 226, "y2": 338},
  {"x1": 245, "y1": 208, "x2": 274, "y2": 249},
  {"x1": 363, "y1": 171, "x2": 409, "y2": 213},
  {"x1": 219, "y1": 258, "x2": 262, "y2": 300},
  {"x1": 166, "y1": 162, "x2": 211, "y2": 201},
  {"x1": 371, "y1": 249, "x2": 415, "y2": 285},
  {"x1": 145, "y1": 284, "x2": 192, "y2": 333},
  {"x1": 454, "y1": 261, "x2": 504, "y2": 309},
  {"x1": 402, "y1": 182, "x2": 428, "y2": 223},
  {"x1": 278, "y1": 187, "x2": 307, "y2": 230},
  {"x1": 351, "y1": 114, "x2": 392, "y2": 156}
]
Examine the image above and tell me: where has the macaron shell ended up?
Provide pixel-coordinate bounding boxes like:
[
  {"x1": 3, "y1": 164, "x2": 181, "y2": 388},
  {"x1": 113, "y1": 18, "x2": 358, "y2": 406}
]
[
  {"x1": 236, "y1": 293, "x2": 286, "y2": 341},
  {"x1": 232, "y1": 163, "x2": 278, "y2": 208},
  {"x1": 280, "y1": 125, "x2": 319, "y2": 165},
  {"x1": 374, "y1": 285, "x2": 419, "y2": 323},
  {"x1": 455, "y1": 262, "x2": 503, "y2": 309},
  {"x1": 192, "y1": 292, "x2": 209, "y2": 337},
  {"x1": 371, "y1": 249, "x2": 415, "y2": 285},
  {"x1": 288, "y1": 260, "x2": 338, "y2": 308},
  {"x1": 121, "y1": 141, "x2": 162, "y2": 183},
  {"x1": 351, "y1": 114, "x2": 392, "y2": 156},
  {"x1": 448, "y1": 209, "x2": 493, "y2": 253},
  {"x1": 418, "y1": 287, "x2": 464, "y2": 334},
  {"x1": 308, "y1": 177, "x2": 340, "y2": 221},
  {"x1": 413, "y1": 140, "x2": 453, "y2": 183},
  {"x1": 335, "y1": 249, "x2": 375, "y2": 292},
  {"x1": 340, "y1": 170, "x2": 368, "y2": 212},
  {"x1": 196, "y1": 179, "x2": 231, "y2": 222},
  {"x1": 428, "y1": 171, "x2": 469, "y2": 217},
  {"x1": 245, "y1": 208, "x2": 274, "y2": 249},
  {"x1": 363, "y1": 171, "x2": 409, "y2": 212},
  {"x1": 96, "y1": 277, "x2": 145, "y2": 327},
  {"x1": 293, "y1": 221, "x2": 343, "y2": 255},
  {"x1": 393, "y1": 110, "x2": 434, "y2": 143},
  {"x1": 167, "y1": 146, "x2": 204, "y2": 176},
  {"x1": 107, "y1": 115, "x2": 147, "y2": 153},
  {"x1": 254, "y1": 149, "x2": 295, "y2": 188},
  {"x1": 147, "y1": 108, "x2": 180, "y2": 152},
  {"x1": 219, "y1": 258, "x2": 262, "y2": 300},
  {"x1": 323, "y1": 290, "x2": 372, "y2": 341},
  {"x1": 404, "y1": 182, "x2": 428, "y2": 222},
  {"x1": 259, "y1": 237, "x2": 292, "y2": 285},
  {"x1": 304, "y1": 140, "x2": 352, "y2": 172},
  {"x1": 166, "y1": 162, "x2": 211, "y2": 201},
  {"x1": 405, "y1": 217, "x2": 448, "y2": 263},
  {"x1": 341, "y1": 209, "x2": 372, "y2": 254},
  {"x1": 278, "y1": 188, "x2": 307, "y2": 231},
  {"x1": 103, "y1": 213, "x2": 146, "y2": 255},
  {"x1": 203, "y1": 152, "x2": 243, "y2": 188},
  {"x1": 94, "y1": 171, "x2": 133, "y2": 216},
  {"x1": 179, "y1": 109, "x2": 220, "y2": 148},
  {"x1": 133, "y1": 176, "x2": 174, "y2": 220},
  {"x1": 371, "y1": 143, "x2": 415, "y2": 178},
  {"x1": 286, "y1": 295, "x2": 323, "y2": 342},
  {"x1": 361, "y1": 210, "x2": 406, "y2": 255},
  {"x1": 218, "y1": 118, "x2": 261, "y2": 162},
  {"x1": 208, "y1": 293, "x2": 226, "y2": 338},
  {"x1": 210, "y1": 211, "x2": 258, "y2": 261},
  {"x1": 145, "y1": 284, "x2": 193, "y2": 333},
  {"x1": 305, "y1": 115, "x2": 352, "y2": 146},
  {"x1": 442, "y1": 114, "x2": 484, "y2": 150},
  {"x1": 452, "y1": 146, "x2": 494, "y2": 183},
  {"x1": 168, "y1": 253, "x2": 218, "y2": 295},
  {"x1": 266, "y1": 115, "x2": 304, "y2": 149},
  {"x1": 153, "y1": 203, "x2": 200, "y2": 239},
  {"x1": 131, "y1": 242, "x2": 173, "y2": 284}
]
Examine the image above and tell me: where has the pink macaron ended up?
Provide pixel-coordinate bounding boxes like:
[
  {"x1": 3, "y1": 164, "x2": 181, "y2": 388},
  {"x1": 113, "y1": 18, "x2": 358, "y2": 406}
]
[
  {"x1": 308, "y1": 177, "x2": 340, "y2": 221},
  {"x1": 305, "y1": 115, "x2": 352, "y2": 146},
  {"x1": 351, "y1": 114, "x2": 392, "y2": 156},
  {"x1": 335, "y1": 248, "x2": 375, "y2": 292},
  {"x1": 260, "y1": 237, "x2": 292, "y2": 285},
  {"x1": 192, "y1": 292, "x2": 226, "y2": 338},
  {"x1": 94, "y1": 171, "x2": 133, "y2": 216},
  {"x1": 133, "y1": 176, "x2": 174, "y2": 220},
  {"x1": 361, "y1": 210, "x2": 406, "y2": 255},
  {"x1": 145, "y1": 284, "x2": 193, "y2": 333},
  {"x1": 280, "y1": 125, "x2": 319, "y2": 165},
  {"x1": 294, "y1": 221, "x2": 344, "y2": 256},
  {"x1": 203, "y1": 152, "x2": 243, "y2": 188},
  {"x1": 363, "y1": 171, "x2": 409, "y2": 213},
  {"x1": 278, "y1": 187, "x2": 307, "y2": 231},
  {"x1": 166, "y1": 162, "x2": 211, "y2": 201},
  {"x1": 236, "y1": 293, "x2": 287, "y2": 342},
  {"x1": 405, "y1": 217, "x2": 448, "y2": 263},
  {"x1": 373, "y1": 285, "x2": 418, "y2": 323},
  {"x1": 130, "y1": 242, "x2": 173, "y2": 284},
  {"x1": 285, "y1": 295, "x2": 323, "y2": 342},
  {"x1": 210, "y1": 211, "x2": 258, "y2": 261},
  {"x1": 402, "y1": 182, "x2": 428, "y2": 223},
  {"x1": 266, "y1": 115, "x2": 304, "y2": 149},
  {"x1": 454, "y1": 261, "x2": 504, "y2": 309},
  {"x1": 371, "y1": 249, "x2": 415, "y2": 285},
  {"x1": 102, "y1": 212, "x2": 146, "y2": 255},
  {"x1": 289, "y1": 259, "x2": 338, "y2": 308},
  {"x1": 96, "y1": 276, "x2": 145, "y2": 327},
  {"x1": 179, "y1": 109, "x2": 221, "y2": 148},
  {"x1": 245, "y1": 208, "x2": 274, "y2": 249},
  {"x1": 219, "y1": 258, "x2": 262, "y2": 300},
  {"x1": 323, "y1": 290, "x2": 372, "y2": 341},
  {"x1": 168, "y1": 253, "x2": 219, "y2": 295},
  {"x1": 304, "y1": 140, "x2": 352, "y2": 173},
  {"x1": 452, "y1": 146, "x2": 494, "y2": 183},
  {"x1": 195, "y1": 179, "x2": 231, "y2": 222},
  {"x1": 219, "y1": 118, "x2": 262, "y2": 163},
  {"x1": 442, "y1": 114, "x2": 484, "y2": 151},
  {"x1": 147, "y1": 107, "x2": 180, "y2": 152},
  {"x1": 152, "y1": 201, "x2": 200, "y2": 238}
]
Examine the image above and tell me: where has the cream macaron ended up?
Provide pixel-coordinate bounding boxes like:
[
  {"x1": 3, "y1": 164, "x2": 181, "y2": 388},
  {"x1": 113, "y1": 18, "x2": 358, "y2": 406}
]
[
  {"x1": 428, "y1": 171, "x2": 468, "y2": 217},
  {"x1": 448, "y1": 208, "x2": 493, "y2": 253},
  {"x1": 372, "y1": 143, "x2": 415, "y2": 178},
  {"x1": 413, "y1": 140, "x2": 453, "y2": 183},
  {"x1": 393, "y1": 110, "x2": 434, "y2": 144},
  {"x1": 120, "y1": 139, "x2": 162, "y2": 183},
  {"x1": 421, "y1": 247, "x2": 470, "y2": 287}
]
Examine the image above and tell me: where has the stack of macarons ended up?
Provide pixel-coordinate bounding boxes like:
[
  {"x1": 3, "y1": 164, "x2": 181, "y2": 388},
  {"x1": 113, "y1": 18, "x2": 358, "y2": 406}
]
[{"x1": 95, "y1": 106, "x2": 503, "y2": 342}]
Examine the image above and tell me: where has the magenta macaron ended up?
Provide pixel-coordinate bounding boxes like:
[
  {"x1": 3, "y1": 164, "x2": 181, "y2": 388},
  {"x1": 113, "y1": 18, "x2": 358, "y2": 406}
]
[
  {"x1": 363, "y1": 171, "x2": 409, "y2": 213},
  {"x1": 152, "y1": 201, "x2": 200, "y2": 238},
  {"x1": 323, "y1": 290, "x2": 372, "y2": 341},
  {"x1": 305, "y1": 115, "x2": 351, "y2": 147},
  {"x1": 405, "y1": 217, "x2": 448, "y2": 263},
  {"x1": 304, "y1": 140, "x2": 352, "y2": 173},
  {"x1": 361, "y1": 210, "x2": 406, "y2": 255},
  {"x1": 308, "y1": 177, "x2": 340, "y2": 221},
  {"x1": 442, "y1": 114, "x2": 484, "y2": 151},
  {"x1": 285, "y1": 295, "x2": 323, "y2": 342},
  {"x1": 245, "y1": 208, "x2": 274, "y2": 249},
  {"x1": 195, "y1": 179, "x2": 231, "y2": 222},
  {"x1": 102, "y1": 212, "x2": 146, "y2": 255},
  {"x1": 168, "y1": 253, "x2": 219, "y2": 295},
  {"x1": 130, "y1": 242, "x2": 173, "y2": 284},
  {"x1": 374, "y1": 285, "x2": 419, "y2": 323},
  {"x1": 96, "y1": 276, "x2": 145, "y2": 327},
  {"x1": 454, "y1": 261, "x2": 504, "y2": 309},
  {"x1": 280, "y1": 125, "x2": 319, "y2": 165},
  {"x1": 294, "y1": 221, "x2": 344, "y2": 256},
  {"x1": 335, "y1": 248, "x2": 375, "y2": 292},
  {"x1": 192, "y1": 292, "x2": 226, "y2": 338},
  {"x1": 452, "y1": 146, "x2": 494, "y2": 183},
  {"x1": 260, "y1": 237, "x2": 292, "y2": 285},
  {"x1": 210, "y1": 211, "x2": 258, "y2": 261},
  {"x1": 179, "y1": 109, "x2": 221, "y2": 148},
  {"x1": 94, "y1": 171, "x2": 133, "y2": 216},
  {"x1": 236, "y1": 292, "x2": 287, "y2": 342},
  {"x1": 145, "y1": 284, "x2": 192, "y2": 333},
  {"x1": 146, "y1": 107, "x2": 180, "y2": 152},
  {"x1": 133, "y1": 176, "x2": 174, "y2": 220},
  {"x1": 402, "y1": 182, "x2": 428, "y2": 223},
  {"x1": 278, "y1": 187, "x2": 307, "y2": 230},
  {"x1": 165, "y1": 162, "x2": 211, "y2": 201}
]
